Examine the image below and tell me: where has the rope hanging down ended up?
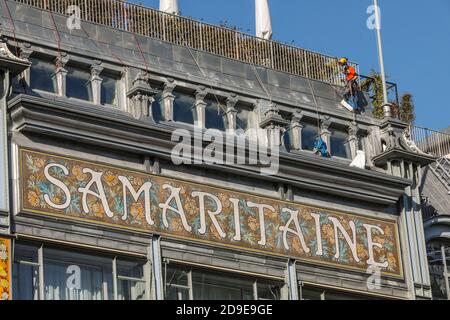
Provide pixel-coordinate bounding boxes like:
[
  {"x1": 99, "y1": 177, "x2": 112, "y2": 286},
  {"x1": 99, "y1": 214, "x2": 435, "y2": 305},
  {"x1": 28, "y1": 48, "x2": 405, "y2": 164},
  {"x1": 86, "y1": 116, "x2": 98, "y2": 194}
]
[{"x1": 1, "y1": 0, "x2": 20, "y2": 57}]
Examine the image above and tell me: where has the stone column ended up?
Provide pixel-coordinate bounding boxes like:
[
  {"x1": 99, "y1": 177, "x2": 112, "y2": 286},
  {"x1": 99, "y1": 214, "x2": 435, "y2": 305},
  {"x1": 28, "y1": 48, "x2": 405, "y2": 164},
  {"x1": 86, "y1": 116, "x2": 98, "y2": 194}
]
[
  {"x1": 160, "y1": 78, "x2": 176, "y2": 122},
  {"x1": 225, "y1": 93, "x2": 238, "y2": 134},
  {"x1": 126, "y1": 72, "x2": 159, "y2": 120},
  {"x1": 55, "y1": 53, "x2": 68, "y2": 97},
  {"x1": 259, "y1": 102, "x2": 289, "y2": 148},
  {"x1": 0, "y1": 36, "x2": 30, "y2": 238},
  {"x1": 90, "y1": 60, "x2": 103, "y2": 104},
  {"x1": 19, "y1": 42, "x2": 33, "y2": 89},
  {"x1": 194, "y1": 86, "x2": 207, "y2": 129},
  {"x1": 347, "y1": 122, "x2": 358, "y2": 159},
  {"x1": 290, "y1": 110, "x2": 304, "y2": 151},
  {"x1": 320, "y1": 119, "x2": 331, "y2": 149}
]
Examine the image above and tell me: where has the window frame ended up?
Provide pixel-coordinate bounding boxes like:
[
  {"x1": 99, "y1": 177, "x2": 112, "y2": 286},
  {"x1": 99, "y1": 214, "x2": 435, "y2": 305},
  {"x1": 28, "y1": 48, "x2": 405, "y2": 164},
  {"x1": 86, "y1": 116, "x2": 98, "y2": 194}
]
[
  {"x1": 13, "y1": 242, "x2": 150, "y2": 301},
  {"x1": 28, "y1": 56, "x2": 58, "y2": 94},
  {"x1": 163, "y1": 262, "x2": 283, "y2": 301}
]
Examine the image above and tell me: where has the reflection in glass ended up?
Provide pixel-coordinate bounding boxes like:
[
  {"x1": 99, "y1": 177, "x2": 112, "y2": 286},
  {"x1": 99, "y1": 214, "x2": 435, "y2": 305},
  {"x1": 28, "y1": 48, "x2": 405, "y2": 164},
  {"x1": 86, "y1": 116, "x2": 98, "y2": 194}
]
[
  {"x1": 192, "y1": 271, "x2": 254, "y2": 300},
  {"x1": 330, "y1": 129, "x2": 351, "y2": 159},
  {"x1": 117, "y1": 260, "x2": 146, "y2": 300},
  {"x1": 66, "y1": 66, "x2": 92, "y2": 101},
  {"x1": 301, "y1": 122, "x2": 318, "y2": 151},
  {"x1": 29, "y1": 57, "x2": 57, "y2": 93},
  {"x1": 165, "y1": 265, "x2": 190, "y2": 300},
  {"x1": 205, "y1": 99, "x2": 226, "y2": 131},
  {"x1": 13, "y1": 244, "x2": 40, "y2": 300},
  {"x1": 101, "y1": 73, "x2": 118, "y2": 106},
  {"x1": 152, "y1": 94, "x2": 163, "y2": 122},
  {"x1": 173, "y1": 92, "x2": 196, "y2": 124}
]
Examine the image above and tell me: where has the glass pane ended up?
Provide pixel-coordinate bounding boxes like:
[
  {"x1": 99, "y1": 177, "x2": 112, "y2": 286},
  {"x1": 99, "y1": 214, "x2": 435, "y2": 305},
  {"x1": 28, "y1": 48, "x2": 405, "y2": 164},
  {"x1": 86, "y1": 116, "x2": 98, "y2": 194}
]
[
  {"x1": 43, "y1": 248, "x2": 112, "y2": 300},
  {"x1": 101, "y1": 74, "x2": 118, "y2": 106},
  {"x1": 152, "y1": 94, "x2": 163, "y2": 122},
  {"x1": 29, "y1": 57, "x2": 56, "y2": 93},
  {"x1": 173, "y1": 92, "x2": 196, "y2": 124},
  {"x1": 330, "y1": 130, "x2": 351, "y2": 159},
  {"x1": 66, "y1": 66, "x2": 92, "y2": 101},
  {"x1": 205, "y1": 99, "x2": 226, "y2": 131},
  {"x1": 301, "y1": 123, "x2": 318, "y2": 151},
  {"x1": 166, "y1": 285, "x2": 190, "y2": 300},
  {"x1": 192, "y1": 270, "x2": 254, "y2": 300},
  {"x1": 13, "y1": 244, "x2": 40, "y2": 300},
  {"x1": 117, "y1": 260, "x2": 146, "y2": 300},
  {"x1": 300, "y1": 286, "x2": 325, "y2": 300},
  {"x1": 164, "y1": 265, "x2": 190, "y2": 300},
  {"x1": 257, "y1": 281, "x2": 282, "y2": 300},
  {"x1": 236, "y1": 107, "x2": 251, "y2": 133},
  {"x1": 117, "y1": 279, "x2": 146, "y2": 300}
]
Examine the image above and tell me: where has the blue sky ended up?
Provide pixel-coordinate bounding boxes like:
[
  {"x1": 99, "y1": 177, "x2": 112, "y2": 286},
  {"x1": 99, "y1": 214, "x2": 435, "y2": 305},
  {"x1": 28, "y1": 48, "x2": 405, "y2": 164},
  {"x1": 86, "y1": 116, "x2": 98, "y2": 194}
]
[{"x1": 140, "y1": 0, "x2": 450, "y2": 130}]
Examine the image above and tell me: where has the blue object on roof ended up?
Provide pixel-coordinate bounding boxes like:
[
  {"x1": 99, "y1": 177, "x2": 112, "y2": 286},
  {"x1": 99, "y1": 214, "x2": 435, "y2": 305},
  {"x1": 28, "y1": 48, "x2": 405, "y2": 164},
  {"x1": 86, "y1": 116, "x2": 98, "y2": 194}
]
[{"x1": 313, "y1": 137, "x2": 330, "y2": 157}]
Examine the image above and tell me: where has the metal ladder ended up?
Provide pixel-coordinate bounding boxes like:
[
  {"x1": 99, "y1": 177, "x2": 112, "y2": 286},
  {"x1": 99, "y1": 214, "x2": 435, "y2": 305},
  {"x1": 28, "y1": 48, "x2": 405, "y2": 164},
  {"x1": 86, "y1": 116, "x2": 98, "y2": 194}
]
[{"x1": 431, "y1": 157, "x2": 450, "y2": 194}]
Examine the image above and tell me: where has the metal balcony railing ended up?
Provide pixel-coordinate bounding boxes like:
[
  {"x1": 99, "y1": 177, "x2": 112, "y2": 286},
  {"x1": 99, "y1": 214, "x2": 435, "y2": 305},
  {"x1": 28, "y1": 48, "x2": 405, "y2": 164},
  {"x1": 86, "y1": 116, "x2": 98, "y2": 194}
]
[
  {"x1": 409, "y1": 125, "x2": 450, "y2": 158},
  {"x1": 9, "y1": 0, "x2": 358, "y2": 87}
]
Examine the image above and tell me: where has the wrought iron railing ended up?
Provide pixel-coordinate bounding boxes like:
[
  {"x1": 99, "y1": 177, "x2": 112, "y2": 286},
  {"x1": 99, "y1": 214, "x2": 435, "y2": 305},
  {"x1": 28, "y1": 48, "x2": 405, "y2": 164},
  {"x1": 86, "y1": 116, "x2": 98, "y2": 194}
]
[
  {"x1": 410, "y1": 125, "x2": 450, "y2": 158},
  {"x1": 9, "y1": 0, "x2": 358, "y2": 86}
]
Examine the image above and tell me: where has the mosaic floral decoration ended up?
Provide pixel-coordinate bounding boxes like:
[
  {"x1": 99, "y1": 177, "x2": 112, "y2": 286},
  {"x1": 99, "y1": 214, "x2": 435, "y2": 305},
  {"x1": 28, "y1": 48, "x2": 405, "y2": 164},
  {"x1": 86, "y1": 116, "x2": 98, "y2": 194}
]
[
  {"x1": 0, "y1": 238, "x2": 11, "y2": 300},
  {"x1": 20, "y1": 149, "x2": 402, "y2": 277}
]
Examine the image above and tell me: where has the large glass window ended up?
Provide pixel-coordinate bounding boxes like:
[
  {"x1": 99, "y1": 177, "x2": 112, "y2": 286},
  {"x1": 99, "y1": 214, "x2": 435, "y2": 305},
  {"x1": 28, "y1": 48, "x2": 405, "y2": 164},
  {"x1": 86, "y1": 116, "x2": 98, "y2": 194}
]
[
  {"x1": 427, "y1": 241, "x2": 450, "y2": 300},
  {"x1": 66, "y1": 66, "x2": 93, "y2": 102},
  {"x1": 299, "y1": 285, "x2": 375, "y2": 300},
  {"x1": 205, "y1": 99, "x2": 226, "y2": 131},
  {"x1": 13, "y1": 243, "x2": 148, "y2": 300},
  {"x1": 29, "y1": 57, "x2": 57, "y2": 93},
  {"x1": 151, "y1": 93, "x2": 163, "y2": 122},
  {"x1": 116, "y1": 259, "x2": 146, "y2": 300},
  {"x1": 164, "y1": 264, "x2": 283, "y2": 300},
  {"x1": 12, "y1": 244, "x2": 40, "y2": 300},
  {"x1": 43, "y1": 248, "x2": 111, "y2": 300},
  {"x1": 330, "y1": 129, "x2": 351, "y2": 159},
  {"x1": 173, "y1": 91, "x2": 196, "y2": 125},
  {"x1": 235, "y1": 106, "x2": 253, "y2": 135},
  {"x1": 301, "y1": 122, "x2": 318, "y2": 151},
  {"x1": 100, "y1": 73, "x2": 119, "y2": 106}
]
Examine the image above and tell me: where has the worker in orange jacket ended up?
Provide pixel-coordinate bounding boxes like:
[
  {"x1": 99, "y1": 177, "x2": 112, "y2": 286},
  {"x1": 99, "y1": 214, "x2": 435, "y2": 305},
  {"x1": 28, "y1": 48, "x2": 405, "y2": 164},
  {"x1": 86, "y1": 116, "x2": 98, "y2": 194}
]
[{"x1": 338, "y1": 57, "x2": 360, "y2": 111}]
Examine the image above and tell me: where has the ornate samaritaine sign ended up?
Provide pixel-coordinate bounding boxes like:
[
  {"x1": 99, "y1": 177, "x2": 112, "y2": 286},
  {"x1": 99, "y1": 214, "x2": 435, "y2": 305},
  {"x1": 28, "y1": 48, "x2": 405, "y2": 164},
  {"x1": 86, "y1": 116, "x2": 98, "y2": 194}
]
[{"x1": 19, "y1": 149, "x2": 403, "y2": 277}]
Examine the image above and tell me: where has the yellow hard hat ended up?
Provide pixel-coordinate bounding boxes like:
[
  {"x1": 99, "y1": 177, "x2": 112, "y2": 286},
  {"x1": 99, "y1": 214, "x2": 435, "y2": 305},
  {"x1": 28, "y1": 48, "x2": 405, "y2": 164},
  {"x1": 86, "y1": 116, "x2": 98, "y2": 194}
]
[{"x1": 338, "y1": 57, "x2": 348, "y2": 65}]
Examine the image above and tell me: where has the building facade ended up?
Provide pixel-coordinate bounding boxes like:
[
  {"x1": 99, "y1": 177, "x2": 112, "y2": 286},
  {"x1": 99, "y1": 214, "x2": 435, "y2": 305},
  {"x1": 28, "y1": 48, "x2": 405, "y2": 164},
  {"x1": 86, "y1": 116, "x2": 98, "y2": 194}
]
[{"x1": 0, "y1": 0, "x2": 437, "y2": 300}]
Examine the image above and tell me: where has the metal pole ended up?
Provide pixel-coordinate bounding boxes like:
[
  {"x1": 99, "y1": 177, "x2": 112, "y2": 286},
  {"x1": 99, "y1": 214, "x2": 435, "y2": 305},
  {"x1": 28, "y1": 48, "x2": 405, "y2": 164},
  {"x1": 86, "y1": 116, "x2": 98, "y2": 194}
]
[{"x1": 373, "y1": 0, "x2": 390, "y2": 116}]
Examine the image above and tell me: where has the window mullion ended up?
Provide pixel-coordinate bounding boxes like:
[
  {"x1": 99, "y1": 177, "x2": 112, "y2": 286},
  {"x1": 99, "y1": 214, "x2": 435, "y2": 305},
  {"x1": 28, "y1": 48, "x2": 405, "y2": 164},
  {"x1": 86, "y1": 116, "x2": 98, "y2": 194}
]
[
  {"x1": 112, "y1": 256, "x2": 118, "y2": 300},
  {"x1": 441, "y1": 245, "x2": 450, "y2": 300},
  {"x1": 188, "y1": 269, "x2": 193, "y2": 300},
  {"x1": 38, "y1": 244, "x2": 44, "y2": 300}
]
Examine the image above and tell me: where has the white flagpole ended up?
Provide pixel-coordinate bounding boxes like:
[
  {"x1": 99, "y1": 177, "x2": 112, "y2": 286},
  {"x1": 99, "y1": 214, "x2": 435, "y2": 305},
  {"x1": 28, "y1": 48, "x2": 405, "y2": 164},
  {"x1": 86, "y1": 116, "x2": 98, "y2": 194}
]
[
  {"x1": 159, "y1": 0, "x2": 179, "y2": 15},
  {"x1": 255, "y1": 0, "x2": 273, "y2": 40},
  {"x1": 373, "y1": 0, "x2": 391, "y2": 116}
]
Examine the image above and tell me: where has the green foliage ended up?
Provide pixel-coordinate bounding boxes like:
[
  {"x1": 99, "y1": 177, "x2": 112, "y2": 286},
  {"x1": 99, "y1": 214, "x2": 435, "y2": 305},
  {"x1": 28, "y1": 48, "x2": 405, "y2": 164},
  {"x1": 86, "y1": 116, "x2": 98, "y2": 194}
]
[
  {"x1": 398, "y1": 93, "x2": 415, "y2": 125},
  {"x1": 360, "y1": 69, "x2": 385, "y2": 119},
  {"x1": 360, "y1": 70, "x2": 415, "y2": 123}
]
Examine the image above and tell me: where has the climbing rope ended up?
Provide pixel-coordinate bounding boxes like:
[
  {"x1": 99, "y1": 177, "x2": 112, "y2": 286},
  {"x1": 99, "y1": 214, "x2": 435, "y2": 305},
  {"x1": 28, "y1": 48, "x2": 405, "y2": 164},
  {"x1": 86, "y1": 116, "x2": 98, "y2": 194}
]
[{"x1": 1, "y1": 0, "x2": 19, "y2": 57}]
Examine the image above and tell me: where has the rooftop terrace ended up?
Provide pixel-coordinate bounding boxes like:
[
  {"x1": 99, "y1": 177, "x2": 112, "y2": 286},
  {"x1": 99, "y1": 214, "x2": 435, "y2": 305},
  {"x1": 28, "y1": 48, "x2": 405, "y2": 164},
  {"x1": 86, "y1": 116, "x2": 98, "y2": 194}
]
[{"x1": 10, "y1": 0, "x2": 359, "y2": 87}]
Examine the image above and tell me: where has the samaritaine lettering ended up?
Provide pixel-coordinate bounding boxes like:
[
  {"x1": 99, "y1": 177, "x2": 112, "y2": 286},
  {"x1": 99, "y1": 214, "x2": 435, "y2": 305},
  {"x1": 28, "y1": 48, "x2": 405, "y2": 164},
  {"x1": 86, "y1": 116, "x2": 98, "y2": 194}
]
[{"x1": 21, "y1": 150, "x2": 402, "y2": 276}]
